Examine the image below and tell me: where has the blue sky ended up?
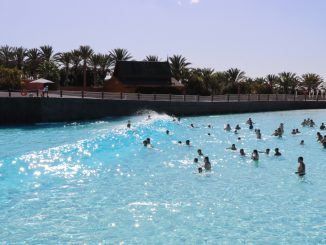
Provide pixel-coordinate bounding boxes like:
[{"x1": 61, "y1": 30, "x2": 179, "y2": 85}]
[{"x1": 1, "y1": 0, "x2": 326, "y2": 78}]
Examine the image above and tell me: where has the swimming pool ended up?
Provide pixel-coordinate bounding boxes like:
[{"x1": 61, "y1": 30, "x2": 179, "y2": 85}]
[{"x1": 0, "y1": 109, "x2": 325, "y2": 244}]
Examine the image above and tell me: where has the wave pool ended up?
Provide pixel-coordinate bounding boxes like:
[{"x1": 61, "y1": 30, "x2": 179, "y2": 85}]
[{"x1": 0, "y1": 109, "x2": 325, "y2": 244}]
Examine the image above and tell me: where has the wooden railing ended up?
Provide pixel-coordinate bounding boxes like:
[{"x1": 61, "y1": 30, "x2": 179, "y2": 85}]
[{"x1": 1, "y1": 90, "x2": 326, "y2": 102}]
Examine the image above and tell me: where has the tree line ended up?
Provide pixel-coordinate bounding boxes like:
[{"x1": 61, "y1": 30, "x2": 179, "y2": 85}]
[{"x1": 0, "y1": 45, "x2": 324, "y2": 94}]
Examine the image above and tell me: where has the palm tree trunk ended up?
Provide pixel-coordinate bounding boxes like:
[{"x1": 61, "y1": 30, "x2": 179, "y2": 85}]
[{"x1": 83, "y1": 61, "x2": 87, "y2": 90}]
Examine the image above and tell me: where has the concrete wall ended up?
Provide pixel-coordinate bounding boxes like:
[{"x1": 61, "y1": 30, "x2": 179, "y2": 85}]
[{"x1": 1, "y1": 97, "x2": 326, "y2": 124}]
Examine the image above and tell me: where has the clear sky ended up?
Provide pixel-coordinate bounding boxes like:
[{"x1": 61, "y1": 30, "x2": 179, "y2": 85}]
[{"x1": 1, "y1": 0, "x2": 326, "y2": 78}]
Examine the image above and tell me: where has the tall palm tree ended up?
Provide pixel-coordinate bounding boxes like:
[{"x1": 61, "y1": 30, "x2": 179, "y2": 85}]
[
  {"x1": 79, "y1": 45, "x2": 93, "y2": 90},
  {"x1": 25, "y1": 48, "x2": 41, "y2": 79},
  {"x1": 89, "y1": 53, "x2": 102, "y2": 86},
  {"x1": 301, "y1": 73, "x2": 323, "y2": 92},
  {"x1": 225, "y1": 68, "x2": 246, "y2": 94},
  {"x1": 98, "y1": 54, "x2": 113, "y2": 82},
  {"x1": 0, "y1": 45, "x2": 14, "y2": 67},
  {"x1": 278, "y1": 72, "x2": 299, "y2": 94},
  {"x1": 39, "y1": 45, "x2": 54, "y2": 62},
  {"x1": 55, "y1": 52, "x2": 72, "y2": 86},
  {"x1": 144, "y1": 55, "x2": 160, "y2": 62},
  {"x1": 13, "y1": 46, "x2": 27, "y2": 70},
  {"x1": 70, "y1": 49, "x2": 81, "y2": 85},
  {"x1": 168, "y1": 55, "x2": 191, "y2": 82},
  {"x1": 265, "y1": 74, "x2": 279, "y2": 93},
  {"x1": 109, "y1": 48, "x2": 132, "y2": 65}
]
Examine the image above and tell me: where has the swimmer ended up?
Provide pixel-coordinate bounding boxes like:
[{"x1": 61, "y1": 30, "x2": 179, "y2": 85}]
[
  {"x1": 295, "y1": 156, "x2": 305, "y2": 176},
  {"x1": 239, "y1": 148, "x2": 246, "y2": 156},
  {"x1": 259, "y1": 148, "x2": 270, "y2": 155},
  {"x1": 166, "y1": 130, "x2": 170, "y2": 135},
  {"x1": 279, "y1": 123, "x2": 284, "y2": 133},
  {"x1": 323, "y1": 141, "x2": 326, "y2": 148},
  {"x1": 246, "y1": 118, "x2": 253, "y2": 124},
  {"x1": 300, "y1": 140, "x2": 304, "y2": 145},
  {"x1": 190, "y1": 123, "x2": 195, "y2": 128},
  {"x1": 208, "y1": 124, "x2": 212, "y2": 128},
  {"x1": 235, "y1": 124, "x2": 241, "y2": 130},
  {"x1": 203, "y1": 156, "x2": 211, "y2": 171},
  {"x1": 178, "y1": 141, "x2": 182, "y2": 144},
  {"x1": 234, "y1": 129, "x2": 238, "y2": 134},
  {"x1": 194, "y1": 158, "x2": 199, "y2": 164},
  {"x1": 224, "y1": 124, "x2": 231, "y2": 131},
  {"x1": 127, "y1": 120, "x2": 131, "y2": 128},
  {"x1": 197, "y1": 149, "x2": 203, "y2": 156},
  {"x1": 207, "y1": 133, "x2": 211, "y2": 136},
  {"x1": 143, "y1": 140, "x2": 148, "y2": 147},
  {"x1": 249, "y1": 122, "x2": 254, "y2": 130},
  {"x1": 291, "y1": 129, "x2": 296, "y2": 135},
  {"x1": 256, "y1": 129, "x2": 262, "y2": 139},
  {"x1": 320, "y1": 123, "x2": 325, "y2": 130},
  {"x1": 274, "y1": 148, "x2": 282, "y2": 156},
  {"x1": 227, "y1": 144, "x2": 237, "y2": 151},
  {"x1": 295, "y1": 128, "x2": 301, "y2": 134},
  {"x1": 237, "y1": 137, "x2": 241, "y2": 141},
  {"x1": 147, "y1": 115, "x2": 151, "y2": 120},
  {"x1": 317, "y1": 132, "x2": 323, "y2": 142},
  {"x1": 186, "y1": 140, "x2": 190, "y2": 146},
  {"x1": 251, "y1": 150, "x2": 259, "y2": 161},
  {"x1": 198, "y1": 167, "x2": 203, "y2": 173}
]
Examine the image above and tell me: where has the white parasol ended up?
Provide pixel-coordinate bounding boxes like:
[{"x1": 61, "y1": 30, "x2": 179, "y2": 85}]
[{"x1": 30, "y1": 78, "x2": 55, "y2": 84}]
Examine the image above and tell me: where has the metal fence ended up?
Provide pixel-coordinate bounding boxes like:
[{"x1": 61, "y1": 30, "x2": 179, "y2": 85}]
[{"x1": 1, "y1": 90, "x2": 326, "y2": 102}]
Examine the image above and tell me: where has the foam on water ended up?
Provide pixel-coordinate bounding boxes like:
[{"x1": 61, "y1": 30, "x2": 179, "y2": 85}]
[{"x1": 0, "y1": 109, "x2": 326, "y2": 244}]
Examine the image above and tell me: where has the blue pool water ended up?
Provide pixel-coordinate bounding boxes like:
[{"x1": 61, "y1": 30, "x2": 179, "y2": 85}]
[{"x1": 0, "y1": 109, "x2": 325, "y2": 244}]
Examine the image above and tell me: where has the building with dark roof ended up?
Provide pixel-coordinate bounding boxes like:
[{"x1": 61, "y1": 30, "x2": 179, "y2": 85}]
[{"x1": 104, "y1": 61, "x2": 184, "y2": 94}]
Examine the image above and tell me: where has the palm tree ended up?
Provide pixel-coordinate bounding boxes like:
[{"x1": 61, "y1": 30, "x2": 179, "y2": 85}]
[
  {"x1": 278, "y1": 72, "x2": 299, "y2": 94},
  {"x1": 144, "y1": 55, "x2": 160, "y2": 62},
  {"x1": 89, "y1": 53, "x2": 102, "y2": 86},
  {"x1": 265, "y1": 74, "x2": 279, "y2": 93},
  {"x1": 25, "y1": 48, "x2": 41, "y2": 79},
  {"x1": 39, "y1": 45, "x2": 54, "y2": 62},
  {"x1": 201, "y1": 68, "x2": 215, "y2": 91},
  {"x1": 12, "y1": 46, "x2": 27, "y2": 71},
  {"x1": 109, "y1": 48, "x2": 132, "y2": 65},
  {"x1": 70, "y1": 49, "x2": 81, "y2": 85},
  {"x1": 168, "y1": 55, "x2": 191, "y2": 82},
  {"x1": 225, "y1": 68, "x2": 246, "y2": 94},
  {"x1": 301, "y1": 73, "x2": 323, "y2": 92},
  {"x1": 98, "y1": 54, "x2": 113, "y2": 82},
  {"x1": 79, "y1": 45, "x2": 93, "y2": 90},
  {"x1": 0, "y1": 45, "x2": 14, "y2": 67},
  {"x1": 55, "y1": 52, "x2": 72, "y2": 86}
]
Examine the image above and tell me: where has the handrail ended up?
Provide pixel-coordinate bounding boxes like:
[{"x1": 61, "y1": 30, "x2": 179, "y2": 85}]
[{"x1": 0, "y1": 90, "x2": 325, "y2": 102}]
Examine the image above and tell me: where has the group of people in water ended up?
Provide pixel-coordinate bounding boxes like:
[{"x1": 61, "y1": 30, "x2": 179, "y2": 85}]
[{"x1": 128, "y1": 114, "x2": 325, "y2": 177}]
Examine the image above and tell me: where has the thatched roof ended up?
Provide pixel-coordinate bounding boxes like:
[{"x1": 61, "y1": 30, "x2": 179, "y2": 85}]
[{"x1": 113, "y1": 61, "x2": 172, "y2": 86}]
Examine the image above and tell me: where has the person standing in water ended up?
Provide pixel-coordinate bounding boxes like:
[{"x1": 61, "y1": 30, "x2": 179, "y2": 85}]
[{"x1": 296, "y1": 156, "x2": 305, "y2": 176}]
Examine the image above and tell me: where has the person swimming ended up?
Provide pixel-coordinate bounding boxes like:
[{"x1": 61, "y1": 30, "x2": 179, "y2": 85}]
[
  {"x1": 291, "y1": 129, "x2": 296, "y2": 135},
  {"x1": 224, "y1": 124, "x2": 231, "y2": 131},
  {"x1": 256, "y1": 129, "x2": 262, "y2": 139},
  {"x1": 300, "y1": 140, "x2": 304, "y2": 145},
  {"x1": 239, "y1": 148, "x2": 246, "y2": 156},
  {"x1": 127, "y1": 120, "x2": 131, "y2": 128},
  {"x1": 197, "y1": 149, "x2": 203, "y2": 156},
  {"x1": 251, "y1": 150, "x2": 259, "y2": 161},
  {"x1": 274, "y1": 148, "x2": 282, "y2": 156},
  {"x1": 259, "y1": 148, "x2": 270, "y2": 155},
  {"x1": 295, "y1": 128, "x2": 301, "y2": 134},
  {"x1": 186, "y1": 140, "x2": 190, "y2": 146},
  {"x1": 203, "y1": 156, "x2": 211, "y2": 171},
  {"x1": 194, "y1": 158, "x2": 199, "y2": 164},
  {"x1": 227, "y1": 144, "x2": 237, "y2": 151},
  {"x1": 295, "y1": 156, "x2": 305, "y2": 176},
  {"x1": 320, "y1": 123, "x2": 325, "y2": 130},
  {"x1": 235, "y1": 124, "x2": 241, "y2": 130},
  {"x1": 166, "y1": 130, "x2": 170, "y2": 135},
  {"x1": 198, "y1": 167, "x2": 203, "y2": 173}
]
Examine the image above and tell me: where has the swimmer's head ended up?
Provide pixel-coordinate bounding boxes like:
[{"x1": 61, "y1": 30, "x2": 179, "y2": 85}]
[
  {"x1": 166, "y1": 130, "x2": 169, "y2": 135},
  {"x1": 198, "y1": 167, "x2": 203, "y2": 173},
  {"x1": 298, "y1": 156, "x2": 303, "y2": 162},
  {"x1": 197, "y1": 149, "x2": 203, "y2": 155},
  {"x1": 186, "y1": 140, "x2": 190, "y2": 145},
  {"x1": 194, "y1": 158, "x2": 198, "y2": 163}
]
